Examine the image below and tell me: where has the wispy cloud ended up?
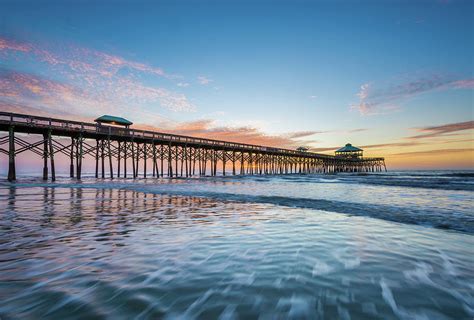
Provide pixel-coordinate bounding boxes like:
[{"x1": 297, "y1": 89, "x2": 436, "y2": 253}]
[
  {"x1": 197, "y1": 76, "x2": 212, "y2": 85},
  {"x1": 0, "y1": 36, "x2": 194, "y2": 115},
  {"x1": 0, "y1": 68, "x2": 194, "y2": 120},
  {"x1": 360, "y1": 121, "x2": 474, "y2": 150},
  {"x1": 353, "y1": 74, "x2": 473, "y2": 115},
  {"x1": 0, "y1": 38, "x2": 31, "y2": 52},
  {"x1": 360, "y1": 141, "x2": 423, "y2": 149},
  {"x1": 393, "y1": 148, "x2": 473, "y2": 156},
  {"x1": 309, "y1": 146, "x2": 340, "y2": 152},
  {"x1": 407, "y1": 121, "x2": 474, "y2": 139},
  {"x1": 285, "y1": 131, "x2": 321, "y2": 139},
  {"x1": 452, "y1": 79, "x2": 474, "y2": 89},
  {"x1": 0, "y1": 37, "x2": 169, "y2": 78},
  {"x1": 348, "y1": 128, "x2": 368, "y2": 133}
]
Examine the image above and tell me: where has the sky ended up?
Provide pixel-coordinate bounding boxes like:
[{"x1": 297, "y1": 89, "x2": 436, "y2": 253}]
[{"x1": 0, "y1": 0, "x2": 473, "y2": 170}]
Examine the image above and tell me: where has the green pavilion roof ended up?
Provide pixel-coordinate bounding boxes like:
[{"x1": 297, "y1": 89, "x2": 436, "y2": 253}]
[
  {"x1": 336, "y1": 143, "x2": 362, "y2": 152},
  {"x1": 94, "y1": 115, "x2": 133, "y2": 126}
]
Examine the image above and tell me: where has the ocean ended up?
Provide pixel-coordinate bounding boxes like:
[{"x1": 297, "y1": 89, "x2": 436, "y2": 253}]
[{"x1": 0, "y1": 171, "x2": 473, "y2": 319}]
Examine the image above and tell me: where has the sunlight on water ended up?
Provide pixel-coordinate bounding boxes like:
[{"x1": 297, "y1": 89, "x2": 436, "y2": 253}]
[{"x1": 0, "y1": 172, "x2": 473, "y2": 318}]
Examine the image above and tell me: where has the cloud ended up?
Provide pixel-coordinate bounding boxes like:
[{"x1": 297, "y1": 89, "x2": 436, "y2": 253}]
[
  {"x1": 0, "y1": 36, "x2": 194, "y2": 113},
  {"x1": 452, "y1": 79, "x2": 474, "y2": 89},
  {"x1": 0, "y1": 37, "x2": 169, "y2": 79},
  {"x1": 407, "y1": 121, "x2": 474, "y2": 139},
  {"x1": 0, "y1": 68, "x2": 194, "y2": 119},
  {"x1": 0, "y1": 100, "x2": 91, "y2": 120},
  {"x1": 309, "y1": 95, "x2": 317, "y2": 99},
  {"x1": 347, "y1": 128, "x2": 368, "y2": 133},
  {"x1": 393, "y1": 148, "x2": 473, "y2": 156},
  {"x1": 0, "y1": 38, "x2": 31, "y2": 52},
  {"x1": 309, "y1": 146, "x2": 340, "y2": 152},
  {"x1": 134, "y1": 118, "x2": 321, "y2": 149},
  {"x1": 197, "y1": 76, "x2": 212, "y2": 85},
  {"x1": 285, "y1": 131, "x2": 321, "y2": 139},
  {"x1": 177, "y1": 82, "x2": 190, "y2": 87},
  {"x1": 361, "y1": 141, "x2": 423, "y2": 149},
  {"x1": 353, "y1": 74, "x2": 473, "y2": 115}
]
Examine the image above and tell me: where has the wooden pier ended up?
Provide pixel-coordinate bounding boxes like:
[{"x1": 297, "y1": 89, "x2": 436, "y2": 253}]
[{"x1": 0, "y1": 112, "x2": 386, "y2": 181}]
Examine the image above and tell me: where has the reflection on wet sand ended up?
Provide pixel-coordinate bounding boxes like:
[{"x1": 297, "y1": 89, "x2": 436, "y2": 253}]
[{"x1": 0, "y1": 184, "x2": 473, "y2": 319}]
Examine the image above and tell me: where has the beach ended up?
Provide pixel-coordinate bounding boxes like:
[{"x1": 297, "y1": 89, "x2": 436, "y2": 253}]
[{"x1": 0, "y1": 171, "x2": 473, "y2": 319}]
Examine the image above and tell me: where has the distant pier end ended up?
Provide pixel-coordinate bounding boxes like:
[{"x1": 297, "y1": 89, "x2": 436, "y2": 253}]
[
  {"x1": 334, "y1": 143, "x2": 386, "y2": 173},
  {"x1": 0, "y1": 112, "x2": 386, "y2": 181}
]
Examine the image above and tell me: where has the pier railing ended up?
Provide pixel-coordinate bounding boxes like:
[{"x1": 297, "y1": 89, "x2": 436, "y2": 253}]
[{"x1": 0, "y1": 111, "x2": 335, "y2": 159}]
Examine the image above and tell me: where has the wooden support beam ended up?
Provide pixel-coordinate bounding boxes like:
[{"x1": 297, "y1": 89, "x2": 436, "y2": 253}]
[
  {"x1": 232, "y1": 151, "x2": 236, "y2": 175},
  {"x1": 222, "y1": 151, "x2": 226, "y2": 176},
  {"x1": 124, "y1": 142, "x2": 128, "y2": 178},
  {"x1": 180, "y1": 146, "x2": 184, "y2": 177},
  {"x1": 101, "y1": 139, "x2": 105, "y2": 178},
  {"x1": 203, "y1": 149, "x2": 207, "y2": 176},
  {"x1": 108, "y1": 138, "x2": 113, "y2": 179},
  {"x1": 131, "y1": 141, "x2": 136, "y2": 178},
  {"x1": 213, "y1": 149, "x2": 217, "y2": 176},
  {"x1": 48, "y1": 130, "x2": 55, "y2": 181},
  {"x1": 160, "y1": 144, "x2": 164, "y2": 177},
  {"x1": 70, "y1": 137, "x2": 74, "y2": 178},
  {"x1": 175, "y1": 145, "x2": 178, "y2": 177},
  {"x1": 198, "y1": 148, "x2": 202, "y2": 176},
  {"x1": 168, "y1": 142, "x2": 172, "y2": 177},
  {"x1": 7, "y1": 126, "x2": 15, "y2": 182},
  {"x1": 143, "y1": 142, "x2": 147, "y2": 178},
  {"x1": 152, "y1": 143, "x2": 156, "y2": 177},
  {"x1": 43, "y1": 133, "x2": 48, "y2": 180},
  {"x1": 192, "y1": 148, "x2": 196, "y2": 176},
  {"x1": 117, "y1": 141, "x2": 121, "y2": 178},
  {"x1": 76, "y1": 136, "x2": 83, "y2": 179},
  {"x1": 135, "y1": 143, "x2": 139, "y2": 178},
  {"x1": 184, "y1": 145, "x2": 189, "y2": 177}
]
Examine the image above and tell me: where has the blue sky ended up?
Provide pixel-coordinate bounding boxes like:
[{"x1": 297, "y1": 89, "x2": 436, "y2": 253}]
[{"x1": 0, "y1": 0, "x2": 473, "y2": 168}]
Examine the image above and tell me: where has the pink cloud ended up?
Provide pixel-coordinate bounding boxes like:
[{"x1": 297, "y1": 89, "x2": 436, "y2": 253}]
[
  {"x1": 197, "y1": 76, "x2": 212, "y2": 85},
  {"x1": 407, "y1": 121, "x2": 474, "y2": 139},
  {"x1": 353, "y1": 74, "x2": 473, "y2": 115},
  {"x1": 452, "y1": 79, "x2": 474, "y2": 89},
  {"x1": 393, "y1": 148, "x2": 472, "y2": 156},
  {"x1": 0, "y1": 38, "x2": 32, "y2": 52},
  {"x1": 0, "y1": 37, "x2": 194, "y2": 114}
]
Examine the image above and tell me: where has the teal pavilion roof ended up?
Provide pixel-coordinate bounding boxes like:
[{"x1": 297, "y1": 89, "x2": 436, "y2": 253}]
[
  {"x1": 94, "y1": 115, "x2": 133, "y2": 126},
  {"x1": 336, "y1": 143, "x2": 362, "y2": 152}
]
